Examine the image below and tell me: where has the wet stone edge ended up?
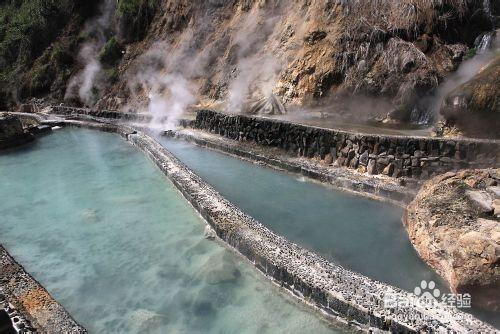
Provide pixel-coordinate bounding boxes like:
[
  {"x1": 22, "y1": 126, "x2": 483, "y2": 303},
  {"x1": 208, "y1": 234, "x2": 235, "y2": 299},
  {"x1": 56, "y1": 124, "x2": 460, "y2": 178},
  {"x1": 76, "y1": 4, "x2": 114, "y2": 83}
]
[{"x1": 0, "y1": 246, "x2": 87, "y2": 333}]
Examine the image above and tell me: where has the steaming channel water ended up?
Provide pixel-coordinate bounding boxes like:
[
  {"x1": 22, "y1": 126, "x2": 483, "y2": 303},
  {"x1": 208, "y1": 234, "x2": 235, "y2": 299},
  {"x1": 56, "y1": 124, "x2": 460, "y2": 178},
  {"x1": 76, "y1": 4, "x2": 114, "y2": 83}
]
[
  {"x1": 0, "y1": 128, "x2": 344, "y2": 333},
  {"x1": 160, "y1": 137, "x2": 500, "y2": 328},
  {"x1": 159, "y1": 137, "x2": 446, "y2": 293}
]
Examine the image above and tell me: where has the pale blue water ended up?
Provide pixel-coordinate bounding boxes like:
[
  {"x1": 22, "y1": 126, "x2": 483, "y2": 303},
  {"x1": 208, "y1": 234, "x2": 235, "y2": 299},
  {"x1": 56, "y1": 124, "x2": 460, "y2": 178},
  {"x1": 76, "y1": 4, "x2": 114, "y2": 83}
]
[
  {"x1": 0, "y1": 128, "x2": 345, "y2": 334},
  {"x1": 159, "y1": 138, "x2": 446, "y2": 293}
]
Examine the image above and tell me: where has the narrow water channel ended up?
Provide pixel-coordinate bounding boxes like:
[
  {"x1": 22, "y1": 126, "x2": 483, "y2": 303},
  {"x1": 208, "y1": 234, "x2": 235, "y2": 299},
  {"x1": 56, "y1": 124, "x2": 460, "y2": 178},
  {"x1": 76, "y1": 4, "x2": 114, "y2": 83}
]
[
  {"x1": 0, "y1": 128, "x2": 344, "y2": 333},
  {"x1": 159, "y1": 137, "x2": 446, "y2": 293},
  {"x1": 160, "y1": 137, "x2": 500, "y2": 328}
]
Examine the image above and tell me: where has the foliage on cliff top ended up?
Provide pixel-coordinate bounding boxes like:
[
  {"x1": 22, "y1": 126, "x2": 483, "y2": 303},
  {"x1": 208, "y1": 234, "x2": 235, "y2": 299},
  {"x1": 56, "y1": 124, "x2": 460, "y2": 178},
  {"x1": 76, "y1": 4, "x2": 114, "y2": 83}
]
[
  {"x1": 98, "y1": 37, "x2": 123, "y2": 66},
  {"x1": 0, "y1": 0, "x2": 98, "y2": 108}
]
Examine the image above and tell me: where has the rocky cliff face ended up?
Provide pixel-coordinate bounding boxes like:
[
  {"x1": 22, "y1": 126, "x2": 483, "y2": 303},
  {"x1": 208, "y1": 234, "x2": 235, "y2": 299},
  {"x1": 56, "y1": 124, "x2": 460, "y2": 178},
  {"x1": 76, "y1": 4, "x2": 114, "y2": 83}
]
[
  {"x1": 99, "y1": 1, "x2": 496, "y2": 117},
  {"x1": 1, "y1": 0, "x2": 498, "y2": 131},
  {"x1": 405, "y1": 169, "x2": 500, "y2": 311}
]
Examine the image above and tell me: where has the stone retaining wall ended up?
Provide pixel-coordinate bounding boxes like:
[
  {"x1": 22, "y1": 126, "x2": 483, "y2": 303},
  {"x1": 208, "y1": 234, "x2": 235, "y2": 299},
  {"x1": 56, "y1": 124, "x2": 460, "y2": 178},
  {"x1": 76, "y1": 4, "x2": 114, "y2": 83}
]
[
  {"x1": 163, "y1": 130, "x2": 416, "y2": 205},
  {"x1": 50, "y1": 105, "x2": 153, "y2": 123},
  {"x1": 194, "y1": 110, "x2": 500, "y2": 179}
]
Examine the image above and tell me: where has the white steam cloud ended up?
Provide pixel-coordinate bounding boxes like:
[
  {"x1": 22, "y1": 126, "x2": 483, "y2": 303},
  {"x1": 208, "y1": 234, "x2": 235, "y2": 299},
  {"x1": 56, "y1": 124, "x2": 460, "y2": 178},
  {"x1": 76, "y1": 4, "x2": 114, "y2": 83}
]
[
  {"x1": 227, "y1": 7, "x2": 283, "y2": 113},
  {"x1": 432, "y1": 30, "x2": 499, "y2": 120},
  {"x1": 124, "y1": 40, "x2": 197, "y2": 132},
  {"x1": 65, "y1": 0, "x2": 115, "y2": 106}
]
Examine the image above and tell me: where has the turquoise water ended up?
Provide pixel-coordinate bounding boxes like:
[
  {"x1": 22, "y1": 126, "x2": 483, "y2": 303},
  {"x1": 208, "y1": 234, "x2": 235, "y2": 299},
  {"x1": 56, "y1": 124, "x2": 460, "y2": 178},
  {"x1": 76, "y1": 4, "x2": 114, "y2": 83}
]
[
  {"x1": 159, "y1": 138, "x2": 446, "y2": 293},
  {"x1": 0, "y1": 128, "x2": 344, "y2": 334}
]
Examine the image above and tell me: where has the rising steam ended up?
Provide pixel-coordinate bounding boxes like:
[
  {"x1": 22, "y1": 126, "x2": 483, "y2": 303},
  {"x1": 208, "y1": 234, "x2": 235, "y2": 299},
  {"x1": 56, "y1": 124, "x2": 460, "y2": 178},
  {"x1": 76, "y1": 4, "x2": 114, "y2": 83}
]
[
  {"x1": 431, "y1": 30, "x2": 499, "y2": 120},
  {"x1": 64, "y1": 0, "x2": 116, "y2": 106},
  {"x1": 227, "y1": 7, "x2": 284, "y2": 114},
  {"x1": 124, "y1": 40, "x2": 197, "y2": 132}
]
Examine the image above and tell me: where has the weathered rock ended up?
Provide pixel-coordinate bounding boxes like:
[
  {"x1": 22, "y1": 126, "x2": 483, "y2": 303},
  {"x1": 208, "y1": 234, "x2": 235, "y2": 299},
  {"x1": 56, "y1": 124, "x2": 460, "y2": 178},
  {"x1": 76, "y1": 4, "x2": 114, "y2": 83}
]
[
  {"x1": 323, "y1": 153, "x2": 333, "y2": 165},
  {"x1": 466, "y1": 190, "x2": 494, "y2": 214},
  {"x1": 405, "y1": 169, "x2": 500, "y2": 311},
  {"x1": 93, "y1": 0, "x2": 496, "y2": 124},
  {"x1": 359, "y1": 150, "x2": 369, "y2": 166},
  {"x1": 245, "y1": 94, "x2": 286, "y2": 115},
  {"x1": 0, "y1": 114, "x2": 34, "y2": 150},
  {"x1": 382, "y1": 163, "x2": 395, "y2": 176},
  {"x1": 367, "y1": 159, "x2": 377, "y2": 175}
]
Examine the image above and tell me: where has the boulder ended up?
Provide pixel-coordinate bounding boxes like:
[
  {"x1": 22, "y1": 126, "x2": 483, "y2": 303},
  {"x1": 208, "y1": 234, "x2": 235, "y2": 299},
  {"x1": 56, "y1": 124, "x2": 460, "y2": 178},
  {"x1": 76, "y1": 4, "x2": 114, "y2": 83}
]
[
  {"x1": 0, "y1": 114, "x2": 34, "y2": 150},
  {"x1": 405, "y1": 169, "x2": 500, "y2": 311}
]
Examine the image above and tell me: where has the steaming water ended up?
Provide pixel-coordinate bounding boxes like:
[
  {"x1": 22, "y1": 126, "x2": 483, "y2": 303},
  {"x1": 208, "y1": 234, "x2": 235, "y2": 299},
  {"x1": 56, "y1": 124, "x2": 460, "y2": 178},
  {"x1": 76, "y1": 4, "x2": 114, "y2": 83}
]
[
  {"x1": 0, "y1": 128, "x2": 344, "y2": 334},
  {"x1": 159, "y1": 138, "x2": 445, "y2": 292}
]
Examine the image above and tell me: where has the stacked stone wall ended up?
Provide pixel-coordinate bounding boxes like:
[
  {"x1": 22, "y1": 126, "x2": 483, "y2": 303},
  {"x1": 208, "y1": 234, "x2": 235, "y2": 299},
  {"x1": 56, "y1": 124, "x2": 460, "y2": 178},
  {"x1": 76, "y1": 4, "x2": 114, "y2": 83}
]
[{"x1": 194, "y1": 110, "x2": 500, "y2": 179}]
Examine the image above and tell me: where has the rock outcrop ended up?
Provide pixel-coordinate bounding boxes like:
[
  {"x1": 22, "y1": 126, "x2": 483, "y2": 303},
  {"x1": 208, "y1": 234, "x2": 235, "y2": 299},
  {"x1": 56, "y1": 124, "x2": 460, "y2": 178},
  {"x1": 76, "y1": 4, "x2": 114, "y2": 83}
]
[
  {"x1": 1, "y1": 1, "x2": 499, "y2": 133},
  {"x1": 0, "y1": 114, "x2": 34, "y2": 150},
  {"x1": 405, "y1": 169, "x2": 500, "y2": 311}
]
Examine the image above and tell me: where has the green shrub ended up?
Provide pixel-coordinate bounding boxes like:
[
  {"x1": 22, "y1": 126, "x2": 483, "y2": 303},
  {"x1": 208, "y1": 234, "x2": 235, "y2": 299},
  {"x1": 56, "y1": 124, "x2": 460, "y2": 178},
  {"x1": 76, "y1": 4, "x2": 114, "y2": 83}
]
[
  {"x1": 463, "y1": 47, "x2": 477, "y2": 61},
  {"x1": 105, "y1": 67, "x2": 119, "y2": 84},
  {"x1": 117, "y1": 0, "x2": 157, "y2": 42},
  {"x1": 31, "y1": 63, "x2": 54, "y2": 93},
  {"x1": 51, "y1": 42, "x2": 73, "y2": 66},
  {"x1": 0, "y1": 0, "x2": 100, "y2": 103},
  {"x1": 117, "y1": 0, "x2": 141, "y2": 16},
  {"x1": 98, "y1": 37, "x2": 122, "y2": 66}
]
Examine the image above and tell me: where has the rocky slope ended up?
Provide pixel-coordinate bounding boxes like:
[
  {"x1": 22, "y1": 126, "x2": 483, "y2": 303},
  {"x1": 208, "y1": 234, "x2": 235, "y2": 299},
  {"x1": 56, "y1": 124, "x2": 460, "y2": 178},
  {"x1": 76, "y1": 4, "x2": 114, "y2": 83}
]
[
  {"x1": 405, "y1": 169, "x2": 500, "y2": 311},
  {"x1": 0, "y1": 1, "x2": 499, "y2": 132}
]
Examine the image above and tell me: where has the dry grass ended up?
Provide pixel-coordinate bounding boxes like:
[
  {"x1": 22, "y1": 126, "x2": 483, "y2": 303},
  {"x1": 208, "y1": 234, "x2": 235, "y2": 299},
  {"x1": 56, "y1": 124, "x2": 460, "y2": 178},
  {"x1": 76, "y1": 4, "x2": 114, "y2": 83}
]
[{"x1": 341, "y1": 0, "x2": 469, "y2": 37}]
